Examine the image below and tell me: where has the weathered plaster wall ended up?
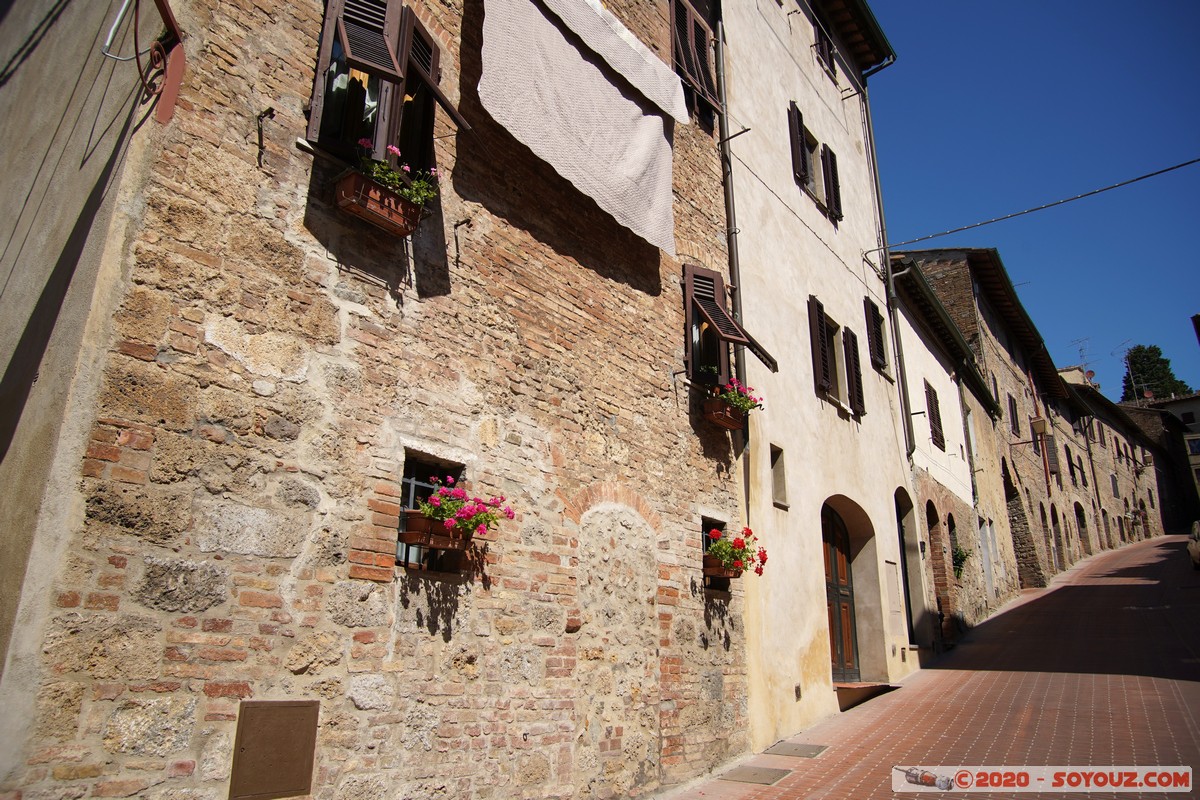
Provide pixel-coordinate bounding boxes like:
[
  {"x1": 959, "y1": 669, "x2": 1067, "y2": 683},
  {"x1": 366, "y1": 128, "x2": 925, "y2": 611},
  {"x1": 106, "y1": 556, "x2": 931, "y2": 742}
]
[{"x1": 723, "y1": 0, "x2": 917, "y2": 752}]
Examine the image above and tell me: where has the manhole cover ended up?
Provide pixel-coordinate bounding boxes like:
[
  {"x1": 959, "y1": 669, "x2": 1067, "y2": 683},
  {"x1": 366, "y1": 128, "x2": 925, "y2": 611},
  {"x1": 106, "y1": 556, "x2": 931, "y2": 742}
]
[
  {"x1": 764, "y1": 743, "x2": 828, "y2": 758},
  {"x1": 719, "y1": 767, "x2": 791, "y2": 785}
]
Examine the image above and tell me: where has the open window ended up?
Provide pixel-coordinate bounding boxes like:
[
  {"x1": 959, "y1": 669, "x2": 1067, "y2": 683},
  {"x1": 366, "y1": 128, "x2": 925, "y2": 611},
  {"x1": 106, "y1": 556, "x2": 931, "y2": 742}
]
[
  {"x1": 398, "y1": 453, "x2": 465, "y2": 573},
  {"x1": 684, "y1": 264, "x2": 776, "y2": 387},
  {"x1": 671, "y1": 0, "x2": 719, "y2": 113},
  {"x1": 307, "y1": 0, "x2": 468, "y2": 166},
  {"x1": 820, "y1": 145, "x2": 843, "y2": 221}
]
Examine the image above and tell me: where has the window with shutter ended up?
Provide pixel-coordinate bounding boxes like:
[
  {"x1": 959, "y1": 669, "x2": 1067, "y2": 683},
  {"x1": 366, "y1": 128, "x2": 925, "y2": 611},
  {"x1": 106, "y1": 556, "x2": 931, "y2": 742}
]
[
  {"x1": 1008, "y1": 395, "x2": 1020, "y2": 436},
  {"x1": 1046, "y1": 435, "x2": 1060, "y2": 474},
  {"x1": 685, "y1": 265, "x2": 737, "y2": 386},
  {"x1": 844, "y1": 329, "x2": 865, "y2": 416},
  {"x1": 787, "y1": 102, "x2": 813, "y2": 189},
  {"x1": 809, "y1": 296, "x2": 833, "y2": 396},
  {"x1": 308, "y1": 1, "x2": 467, "y2": 166},
  {"x1": 863, "y1": 298, "x2": 887, "y2": 370},
  {"x1": 821, "y1": 145, "x2": 843, "y2": 221},
  {"x1": 683, "y1": 264, "x2": 776, "y2": 387},
  {"x1": 925, "y1": 381, "x2": 945, "y2": 451},
  {"x1": 671, "y1": 0, "x2": 719, "y2": 111},
  {"x1": 813, "y1": 17, "x2": 837, "y2": 78}
]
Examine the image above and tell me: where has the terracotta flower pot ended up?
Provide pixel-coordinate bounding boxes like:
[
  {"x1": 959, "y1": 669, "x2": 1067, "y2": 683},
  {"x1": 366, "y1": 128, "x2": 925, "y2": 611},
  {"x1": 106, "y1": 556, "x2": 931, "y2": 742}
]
[
  {"x1": 398, "y1": 510, "x2": 474, "y2": 551},
  {"x1": 334, "y1": 171, "x2": 423, "y2": 238},
  {"x1": 702, "y1": 554, "x2": 743, "y2": 578},
  {"x1": 702, "y1": 398, "x2": 745, "y2": 431}
]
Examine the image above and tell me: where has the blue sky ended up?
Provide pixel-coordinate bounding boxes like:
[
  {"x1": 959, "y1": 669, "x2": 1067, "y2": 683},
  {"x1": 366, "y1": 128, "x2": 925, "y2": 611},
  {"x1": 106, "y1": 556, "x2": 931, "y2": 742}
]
[{"x1": 867, "y1": 1, "x2": 1200, "y2": 402}]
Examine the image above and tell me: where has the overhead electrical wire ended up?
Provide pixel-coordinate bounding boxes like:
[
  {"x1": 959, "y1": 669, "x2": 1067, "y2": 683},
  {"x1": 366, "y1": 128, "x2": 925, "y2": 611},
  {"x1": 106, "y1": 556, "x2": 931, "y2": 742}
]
[{"x1": 886, "y1": 156, "x2": 1200, "y2": 249}]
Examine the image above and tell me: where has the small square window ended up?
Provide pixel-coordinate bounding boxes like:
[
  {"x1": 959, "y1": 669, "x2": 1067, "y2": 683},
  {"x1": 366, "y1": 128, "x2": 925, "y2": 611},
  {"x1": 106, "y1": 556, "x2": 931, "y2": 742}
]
[{"x1": 399, "y1": 453, "x2": 465, "y2": 573}]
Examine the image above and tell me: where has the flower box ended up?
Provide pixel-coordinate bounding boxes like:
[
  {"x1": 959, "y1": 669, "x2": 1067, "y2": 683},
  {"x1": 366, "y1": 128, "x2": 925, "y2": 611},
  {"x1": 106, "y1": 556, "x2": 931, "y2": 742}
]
[
  {"x1": 398, "y1": 510, "x2": 474, "y2": 551},
  {"x1": 334, "y1": 171, "x2": 423, "y2": 238},
  {"x1": 702, "y1": 398, "x2": 745, "y2": 430},
  {"x1": 702, "y1": 554, "x2": 743, "y2": 579}
]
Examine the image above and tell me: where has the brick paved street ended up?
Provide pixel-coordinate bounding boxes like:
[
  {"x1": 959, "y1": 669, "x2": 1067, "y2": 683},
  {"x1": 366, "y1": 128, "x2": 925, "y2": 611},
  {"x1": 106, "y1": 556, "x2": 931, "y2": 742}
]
[{"x1": 661, "y1": 535, "x2": 1200, "y2": 800}]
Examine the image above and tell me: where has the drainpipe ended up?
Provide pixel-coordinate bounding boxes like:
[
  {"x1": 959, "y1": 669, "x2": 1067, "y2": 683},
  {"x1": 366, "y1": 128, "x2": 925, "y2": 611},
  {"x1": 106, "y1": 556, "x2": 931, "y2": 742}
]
[
  {"x1": 715, "y1": 21, "x2": 754, "y2": 532},
  {"x1": 715, "y1": 21, "x2": 746, "y2": 389},
  {"x1": 864, "y1": 90, "x2": 915, "y2": 458}
]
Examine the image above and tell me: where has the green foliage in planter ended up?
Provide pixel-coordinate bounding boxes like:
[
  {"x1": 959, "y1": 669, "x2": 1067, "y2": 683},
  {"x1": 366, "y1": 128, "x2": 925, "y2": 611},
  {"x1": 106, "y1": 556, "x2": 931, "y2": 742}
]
[{"x1": 952, "y1": 544, "x2": 971, "y2": 579}]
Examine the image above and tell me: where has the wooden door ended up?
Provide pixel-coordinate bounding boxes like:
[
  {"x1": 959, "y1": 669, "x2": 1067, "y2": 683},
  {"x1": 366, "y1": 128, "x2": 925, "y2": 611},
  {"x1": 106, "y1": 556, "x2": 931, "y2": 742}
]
[{"x1": 823, "y1": 505, "x2": 860, "y2": 682}]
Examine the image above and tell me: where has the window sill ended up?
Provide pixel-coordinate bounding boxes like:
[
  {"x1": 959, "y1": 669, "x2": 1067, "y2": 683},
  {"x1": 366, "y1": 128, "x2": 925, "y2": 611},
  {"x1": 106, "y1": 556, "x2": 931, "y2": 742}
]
[{"x1": 773, "y1": 500, "x2": 790, "y2": 511}]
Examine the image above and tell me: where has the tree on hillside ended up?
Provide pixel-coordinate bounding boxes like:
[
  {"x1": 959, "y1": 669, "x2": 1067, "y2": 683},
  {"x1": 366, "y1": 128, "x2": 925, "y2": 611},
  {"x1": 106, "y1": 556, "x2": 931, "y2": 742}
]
[{"x1": 1120, "y1": 345, "x2": 1193, "y2": 401}]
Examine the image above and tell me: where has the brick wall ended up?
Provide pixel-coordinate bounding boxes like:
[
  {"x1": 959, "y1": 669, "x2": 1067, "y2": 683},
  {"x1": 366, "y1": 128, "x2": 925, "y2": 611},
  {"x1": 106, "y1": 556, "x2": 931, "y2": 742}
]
[{"x1": 5, "y1": 0, "x2": 753, "y2": 797}]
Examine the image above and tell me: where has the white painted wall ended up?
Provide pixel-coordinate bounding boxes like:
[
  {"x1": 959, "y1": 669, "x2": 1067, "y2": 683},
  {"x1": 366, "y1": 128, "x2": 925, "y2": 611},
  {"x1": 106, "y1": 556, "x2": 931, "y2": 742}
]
[{"x1": 723, "y1": 0, "x2": 918, "y2": 751}]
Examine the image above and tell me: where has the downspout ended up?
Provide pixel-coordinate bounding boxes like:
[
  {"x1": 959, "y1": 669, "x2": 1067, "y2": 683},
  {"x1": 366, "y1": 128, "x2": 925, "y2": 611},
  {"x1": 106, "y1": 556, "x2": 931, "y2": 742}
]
[
  {"x1": 715, "y1": 21, "x2": 753, "y2": 532},
  {"x1": 864, "y1": 91, "x2": 915, "y2": 458},
  {"x1": 715, "y1": 21, "x2": 746, "y2": 389}
]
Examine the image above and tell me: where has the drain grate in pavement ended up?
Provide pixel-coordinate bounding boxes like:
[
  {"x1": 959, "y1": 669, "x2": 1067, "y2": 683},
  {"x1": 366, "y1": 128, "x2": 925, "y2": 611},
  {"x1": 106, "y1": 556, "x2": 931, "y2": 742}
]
[
  {"x1": 718, "y1": 766, "x2": 791, "y2": 785},
  {"x1": 764, "y1": 743, "x2": 828, "y2": 758}
]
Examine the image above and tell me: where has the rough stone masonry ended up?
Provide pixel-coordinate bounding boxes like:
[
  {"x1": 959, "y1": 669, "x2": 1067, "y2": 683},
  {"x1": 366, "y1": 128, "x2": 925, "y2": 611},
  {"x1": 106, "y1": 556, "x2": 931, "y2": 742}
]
[{"x1": 2, "y1": 0, "x2": 756, "y2": 798}]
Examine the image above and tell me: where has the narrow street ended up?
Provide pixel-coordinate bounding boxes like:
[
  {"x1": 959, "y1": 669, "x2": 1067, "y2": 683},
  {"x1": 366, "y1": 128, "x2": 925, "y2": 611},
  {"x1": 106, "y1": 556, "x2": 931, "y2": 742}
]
[{"x1": 664, "y1": 535, "x2": 1200, "y2": 799}]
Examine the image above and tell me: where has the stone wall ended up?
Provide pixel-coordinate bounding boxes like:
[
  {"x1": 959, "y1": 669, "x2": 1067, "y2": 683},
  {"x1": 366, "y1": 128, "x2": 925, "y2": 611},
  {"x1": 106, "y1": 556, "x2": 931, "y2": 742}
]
[{"x1": 2, "y1": 0, "x2": 753, "y2": 797}]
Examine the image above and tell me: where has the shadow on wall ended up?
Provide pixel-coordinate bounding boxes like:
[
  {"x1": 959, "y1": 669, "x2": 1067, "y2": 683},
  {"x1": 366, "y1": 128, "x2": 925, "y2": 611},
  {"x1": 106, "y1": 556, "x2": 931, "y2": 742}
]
[
  {"x1": 0, "y1": 78, "x2": 148, "y2": 462},
  {"x1": 452, "y1": 0, "x2": 664, "y2": 298},
  {"x1": 0, "y1": 0, "x2": 72, "y2": 89},
  {"x1": 302, "y1": 156, "x2": 431, "y2": 302}
]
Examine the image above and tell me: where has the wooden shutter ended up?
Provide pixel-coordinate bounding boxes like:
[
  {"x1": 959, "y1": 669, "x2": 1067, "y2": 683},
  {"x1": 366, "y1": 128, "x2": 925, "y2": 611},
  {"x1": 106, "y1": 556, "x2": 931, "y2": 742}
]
[
  {"x1": 397, "y1": 7, "x2": 470, "y2": 130},
  {"x1": 788, "y1": 102, "x2": 810, "y2": 187},
  {"x1": 925, "y1": 381, "x2": 945, "y2": 450},
  {"x1": 844, "y1": 329, "x2": 865, "y2": 416},
  {"x1": 1046, "y1": 435, "x2": 1060, "y2": 474},
  {"x1": 338, "y1": 0, "x2": 404, "y2": 81},
  {"x1": 672, "y1": 0, "x2": 718, "y2": 108},
  {"x1": 809, "y1": 296, "x2": 832, "y2": 394},
  {"x1": 822, "y1": 145, "x2": 843, "y2": 221},
  {"x1": 864, "y1": 298, "x2": 886, "y2": 369},
  {"x1": 687, "y1": 265, "x2": 750, "y2": 346}
]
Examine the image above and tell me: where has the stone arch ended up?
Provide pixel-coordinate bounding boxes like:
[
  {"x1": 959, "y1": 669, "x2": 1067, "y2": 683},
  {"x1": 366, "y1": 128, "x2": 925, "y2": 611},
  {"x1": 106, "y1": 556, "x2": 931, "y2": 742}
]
[
  {"x1": 924, "y1": 500, "x2": 953, "y2": 649},
  {"x1": 563, "y1": 481, "x2": 662, "y2": 530},
  {"x1": 823, "y1": 495, "x2": 887, "y2": 681},
  {"x1": 1002, "y1": 458, "x2": 1044, "y2": 588}
]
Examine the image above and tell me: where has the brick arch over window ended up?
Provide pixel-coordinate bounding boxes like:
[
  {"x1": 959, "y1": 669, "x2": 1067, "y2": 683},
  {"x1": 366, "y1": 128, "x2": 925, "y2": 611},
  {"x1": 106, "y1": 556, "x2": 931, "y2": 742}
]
[{"x1": 563, "y1": 482, "x2": 663, "y2": 530}]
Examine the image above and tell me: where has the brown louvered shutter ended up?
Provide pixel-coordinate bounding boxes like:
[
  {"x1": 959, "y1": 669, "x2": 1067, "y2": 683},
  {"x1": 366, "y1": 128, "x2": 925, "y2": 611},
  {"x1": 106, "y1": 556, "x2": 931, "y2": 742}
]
[
  {"x1": 822, "y1": 145, "x2": 843, "y2": 221},
  {"x1": 1045, "y1": 435, "x2": 1061, "y2": 474},
  {"x1": 925, "y1": 381, "x2": 945, "y2": 451},
  {"x1": 672, "y1": 0, "x2": 718, "y2": 109},
  {"x1": 689, "y1": 266, "x2": 750, "y2": 346},
  {"x1": 864, "y1": 298, "x2": 886, "y2": 369},
  {"x1": 809, "y1": 296, "x2": 832, "y2": 394},
  {"x1": 844, "y1": 329, "x2": 865, "y2": 416},
  {"x1": 396, "y1": 7, "x2": 470, "y2": 130},
  {"x1": 338, "y1": 0, "x2": 404, "y2": 82},
  {"x1": 788, "y1": 102, "x2": 810, "y2": 186}
]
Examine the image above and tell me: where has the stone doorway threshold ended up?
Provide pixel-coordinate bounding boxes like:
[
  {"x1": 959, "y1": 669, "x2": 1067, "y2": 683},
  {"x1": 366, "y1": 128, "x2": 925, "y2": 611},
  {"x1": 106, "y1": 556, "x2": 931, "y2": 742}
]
[{"x1": 834, "y1": 681, "x2": 898, "y2": 711}]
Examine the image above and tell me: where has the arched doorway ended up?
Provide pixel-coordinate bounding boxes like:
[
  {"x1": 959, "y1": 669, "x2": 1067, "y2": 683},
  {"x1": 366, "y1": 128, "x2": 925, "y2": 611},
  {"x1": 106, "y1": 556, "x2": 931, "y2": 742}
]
[
  {"x1": 823, "y1": 504, "x2": 859, "y2": 682},
  {"x1": 1002, "y1": 459, "x2": 1044, "y2": 587},
  {"x1": 1050, "y1": 505, "x2": 1065, "y2": 572},
  {"x1": 894, "y1": 489, "x2": 922, "y2": 646},
  {"x1": 1074, "y1": 503, "x2": 1092, "y2": 556},
  {"x1": 1101, "y1": 509, "x2": 1112, "y2": 549}
]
